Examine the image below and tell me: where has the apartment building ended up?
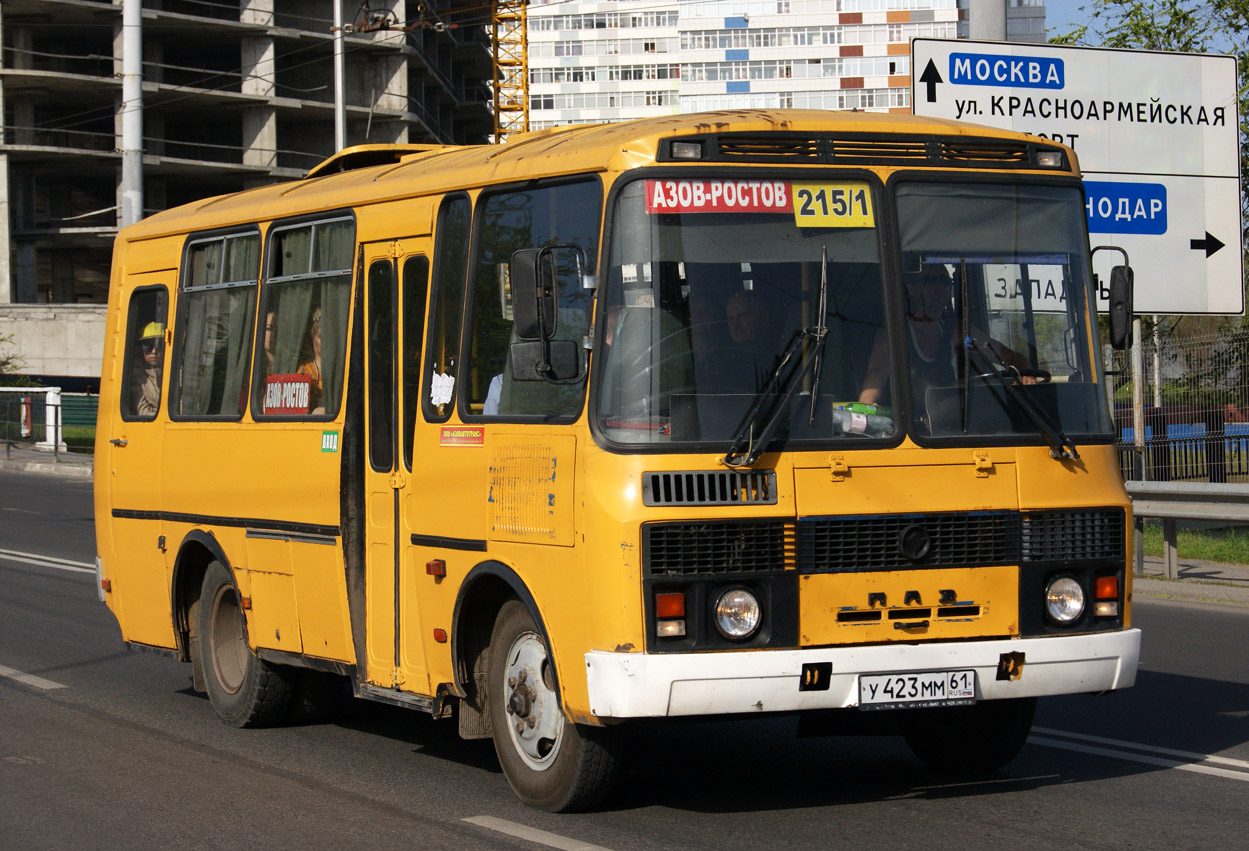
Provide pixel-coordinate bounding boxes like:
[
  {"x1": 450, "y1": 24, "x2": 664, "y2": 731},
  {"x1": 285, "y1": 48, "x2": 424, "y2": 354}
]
[
  {"x1": 0, "y1": 0, "x2": 492, "y2": 384},
  {"x1": 527, "y1": 0, "x2": 1045, "y2": 129}
]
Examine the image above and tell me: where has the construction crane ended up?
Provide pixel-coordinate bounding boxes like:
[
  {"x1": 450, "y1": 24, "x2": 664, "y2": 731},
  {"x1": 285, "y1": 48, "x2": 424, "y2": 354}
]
[
  {"x1": 491, "y1": 1, "x2": 529, "y2": 140},
  {"x1": 347, "y1": 0, "x2": 529, "y2": 142}
]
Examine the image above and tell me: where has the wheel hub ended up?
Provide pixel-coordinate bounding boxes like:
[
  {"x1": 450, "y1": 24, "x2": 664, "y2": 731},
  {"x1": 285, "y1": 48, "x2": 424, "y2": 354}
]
[
  {"x1": 507, "y1": 670, "x2": 535, "y2": 722},
  {"x1": 501, "y1": 632, "x2": 564, "y2": 771}
]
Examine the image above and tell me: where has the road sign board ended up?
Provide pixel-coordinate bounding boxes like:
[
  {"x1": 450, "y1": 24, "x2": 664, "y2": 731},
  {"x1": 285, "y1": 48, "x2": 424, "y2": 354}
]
[{"x1": 911, "y1": 38, "x2": 1242, "y2": 315}]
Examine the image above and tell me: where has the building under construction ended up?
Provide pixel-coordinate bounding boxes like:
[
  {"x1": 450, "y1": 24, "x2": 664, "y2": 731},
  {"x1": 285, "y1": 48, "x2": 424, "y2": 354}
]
[{"x1": 0, "y1": 0, "x2": 494, "y2": 385}]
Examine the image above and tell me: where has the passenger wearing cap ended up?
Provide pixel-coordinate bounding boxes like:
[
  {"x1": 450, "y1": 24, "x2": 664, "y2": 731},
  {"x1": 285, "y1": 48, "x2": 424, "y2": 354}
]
[{"x1": 131, "y1": 321, "x2": 164, "y2": 416}]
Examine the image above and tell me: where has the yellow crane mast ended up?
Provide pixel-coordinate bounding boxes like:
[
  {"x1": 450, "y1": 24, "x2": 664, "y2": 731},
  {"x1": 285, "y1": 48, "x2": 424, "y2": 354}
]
[{"x1": 491, "y1": 0, "x2": 530, "y2": 141}]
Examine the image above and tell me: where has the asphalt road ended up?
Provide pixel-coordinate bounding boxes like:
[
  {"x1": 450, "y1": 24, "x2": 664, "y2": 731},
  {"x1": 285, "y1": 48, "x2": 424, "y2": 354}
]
[{"x1": 2, "y1": 469, "x2": 1248, "y2": 849}]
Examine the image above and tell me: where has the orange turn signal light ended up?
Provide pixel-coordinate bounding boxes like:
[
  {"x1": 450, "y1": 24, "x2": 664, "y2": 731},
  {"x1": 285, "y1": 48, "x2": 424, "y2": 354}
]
[
  {"x1": 426, "y1": 559, "x2": 446, "y2": 577},
  {"x1": 656, "y1": 592, "x2": 686, "y2": 619},
  {"x1": 1094, "y1": 576, "x2": 1119, "y2": 600}
]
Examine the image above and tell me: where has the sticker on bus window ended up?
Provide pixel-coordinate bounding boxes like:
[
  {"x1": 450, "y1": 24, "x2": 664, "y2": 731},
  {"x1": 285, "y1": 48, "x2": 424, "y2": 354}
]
[
  {"x1": 644, "y1": 179, "x2": 791, "y2": 214},
  {"x1": 791, "y1": 183, "x2": 875, "y2": 228},
  {"x1": 263, "y1": 374, "x2": 312, "y2": 415},
  {"x1": 430, "y1": 371, "x2": 455, "y2": 406}
]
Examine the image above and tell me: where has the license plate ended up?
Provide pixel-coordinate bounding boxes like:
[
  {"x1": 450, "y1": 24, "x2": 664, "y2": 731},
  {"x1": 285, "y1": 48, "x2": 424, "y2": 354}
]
[{"x1": 858, "y1": 670, "x2": 977, "y2": 710}]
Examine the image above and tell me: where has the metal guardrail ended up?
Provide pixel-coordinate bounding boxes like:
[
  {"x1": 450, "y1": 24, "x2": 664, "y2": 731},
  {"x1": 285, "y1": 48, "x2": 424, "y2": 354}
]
[
  {"x1": 1, "y1": 390, "x2": 98, "y2": 461},
  {"x1": 1125, "y1": 481, "x2": 1249, "y2": 579}
]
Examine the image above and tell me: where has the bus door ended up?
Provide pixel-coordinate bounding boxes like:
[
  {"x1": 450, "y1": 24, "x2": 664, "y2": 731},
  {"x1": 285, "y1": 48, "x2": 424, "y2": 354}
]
[
  {"x1": 360, "y1": 239, "x2": 431, "y2": 693},
  {"x1": 105, "y1": 275, "x2": 174, "y2": 647}
]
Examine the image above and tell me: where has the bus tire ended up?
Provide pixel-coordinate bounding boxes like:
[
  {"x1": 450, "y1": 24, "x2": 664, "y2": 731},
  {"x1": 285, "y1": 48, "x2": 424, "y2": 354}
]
[
  {"x1": 901, "y1": 696, "x2": 1036, "y2": 773},
  {"x1": 487, "y1": 599, "x2": 620, "y2": 812},
  {"x1": 198, "y1": 561, "x2": 294, "y2": 728}
]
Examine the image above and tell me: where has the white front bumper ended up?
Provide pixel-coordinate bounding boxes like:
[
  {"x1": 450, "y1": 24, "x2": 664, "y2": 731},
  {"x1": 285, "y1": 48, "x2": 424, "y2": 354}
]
[{"x1": 585, "y1": 629, "x2": 1141, "y2": 718}]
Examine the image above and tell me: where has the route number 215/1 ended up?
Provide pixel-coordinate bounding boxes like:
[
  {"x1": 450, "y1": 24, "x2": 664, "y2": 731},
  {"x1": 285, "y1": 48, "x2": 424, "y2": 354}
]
[{"x1": 792, "y1": 183, "x2": 875, "y2": 228}]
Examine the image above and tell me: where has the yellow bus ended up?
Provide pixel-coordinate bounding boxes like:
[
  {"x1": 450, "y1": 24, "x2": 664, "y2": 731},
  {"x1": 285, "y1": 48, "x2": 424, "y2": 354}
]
[{"x1": 95, "y1": 109, "x2": 1140, "y2": 811}]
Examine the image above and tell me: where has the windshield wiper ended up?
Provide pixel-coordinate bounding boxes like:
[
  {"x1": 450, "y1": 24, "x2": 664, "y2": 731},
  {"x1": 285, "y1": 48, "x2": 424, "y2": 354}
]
[
  {"x1": 808, "y1": 245, "x2": 831, "y2": 425},
  {"x1": 963, "y1": 335, "x2": 1080, "y2": 461},
  {"x1": 722, "y1": 325, "x2": 825, "y2": 468}
]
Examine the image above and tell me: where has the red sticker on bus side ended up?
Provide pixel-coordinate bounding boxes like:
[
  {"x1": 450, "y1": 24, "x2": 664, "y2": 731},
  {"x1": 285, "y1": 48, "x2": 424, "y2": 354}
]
[
  {"x1": 440, "y1": 426, "x2": 484, "y2": 446},
  {"x1": 263, "y1": 374, "x2": 312, "y2": 415},
  {"x1": 644, "y1": 179, "x2": 790, "y2": 214}
]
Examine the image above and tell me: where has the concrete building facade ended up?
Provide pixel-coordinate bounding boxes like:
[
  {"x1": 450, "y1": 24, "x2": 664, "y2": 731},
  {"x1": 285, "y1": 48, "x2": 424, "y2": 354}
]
[
  {"x1": 0, "y1": 0, "x2": 493, "y2": 387},
  {"x1": 527, "y1": 0, "x2": 1045, "y2": 129}
]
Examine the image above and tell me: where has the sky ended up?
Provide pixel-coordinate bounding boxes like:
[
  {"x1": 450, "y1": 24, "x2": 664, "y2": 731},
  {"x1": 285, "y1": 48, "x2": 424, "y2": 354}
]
[{"x1": 1044, "y1": 0, "x2": 1095, "y2": 42}]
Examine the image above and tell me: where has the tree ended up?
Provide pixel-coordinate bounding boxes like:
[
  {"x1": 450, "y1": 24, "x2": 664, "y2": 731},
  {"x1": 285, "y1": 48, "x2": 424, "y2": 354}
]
[{"x1": 0, "y1": 332, "x2": 26, "y2": 380}]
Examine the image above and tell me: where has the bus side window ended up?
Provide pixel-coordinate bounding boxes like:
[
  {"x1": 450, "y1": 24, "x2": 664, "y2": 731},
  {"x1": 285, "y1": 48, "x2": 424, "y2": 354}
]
[
  {"x1": 467, "y1": 179, "x2": 601, "y2": 419},
  {"x1": 252, "y1": 217, "x2": 354, "y2": 419},
  {"x1": 172, "y1": 231, "x2": 260, "y2": 419},
  {"x1": 402, "y1": 255, "x2": 430, "y2": 469},
  {"x1": 424, "y1": 195, "x2": 471, "y2": 423},
  {"x1": 121, "y1": 287, "x2": 169, "y2": 420}
]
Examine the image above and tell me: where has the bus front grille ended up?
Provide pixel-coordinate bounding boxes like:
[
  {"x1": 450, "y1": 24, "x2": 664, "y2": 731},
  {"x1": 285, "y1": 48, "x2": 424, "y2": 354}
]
[
  {"x1": 795, "y1": 508, "x2": 1125, "y2": 572},
  {"x1": 643, "y1": 520, "x2": 795, "y2": 575},
  {"x1": 1021, "y1": 509, "x2": 1125, "y2": 563},
  {"x1": 797, "y1": 511, "x2": 1021, "y2": 572},
  {"x1": 643, "y1": 509, "x2": 1125, "y2": 576},
  {"x1": 643, "y1": 470, "x2": 778, "y2": 506}
]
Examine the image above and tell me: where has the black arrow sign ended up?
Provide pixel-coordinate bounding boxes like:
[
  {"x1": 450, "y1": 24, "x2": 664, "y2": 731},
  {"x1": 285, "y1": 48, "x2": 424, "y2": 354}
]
[
  {"x1": 920, "y1": 59, "x2": 943, "y2": 103},
  {"x1": 1190, "y1": 232, "x2": 1225, "y2": 258}
]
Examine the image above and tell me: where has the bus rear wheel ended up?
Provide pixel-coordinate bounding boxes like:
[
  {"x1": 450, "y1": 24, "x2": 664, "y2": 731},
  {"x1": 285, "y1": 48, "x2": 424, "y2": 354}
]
[
  {"x1": 487, "y1": 600, "x2": 620, "y2": 812},
  {"x1": 198, "y1": 561, "x2": 294, "y2": 728},
  {"x1": 901, "y1": 697, "x2": 1036, "y2": 773}
]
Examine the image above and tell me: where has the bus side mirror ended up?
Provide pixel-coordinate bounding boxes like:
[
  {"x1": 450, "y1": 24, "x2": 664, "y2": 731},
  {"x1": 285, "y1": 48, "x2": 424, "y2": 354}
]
[
  {"x1": 509, "y1": 340, "x2": 580, "y2": 381},
  {"x1": 1108, "y1": 264, "x2": 1134, "y2": 350},
  {"x1": 510, "y1": 248, "x2": 558, "y2": 341},
  {"x1": 508, "y1": 245, "x2": 587, "y2": 383}
]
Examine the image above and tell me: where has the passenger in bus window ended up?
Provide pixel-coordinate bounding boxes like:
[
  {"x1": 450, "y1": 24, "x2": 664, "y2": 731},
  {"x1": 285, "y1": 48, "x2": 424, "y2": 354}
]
[
  {"x1": 483, "y1": 373, "x2": 503, "y2": 415},
  {"x1": 297, "y1": 309, "x2": 324, "y2": 414},
  {"x1": 697, "y1": 288, "x2": 777, "y2": 393},
  {"x1": 858, "y1": 264, "x2": 1034, "y2": 409},
  {"x1": 130, "y1": 322, "x2": 164, "y2": 417},
  {"x1": 262, "y1": 310, "x2": 277, "y2": 374}
]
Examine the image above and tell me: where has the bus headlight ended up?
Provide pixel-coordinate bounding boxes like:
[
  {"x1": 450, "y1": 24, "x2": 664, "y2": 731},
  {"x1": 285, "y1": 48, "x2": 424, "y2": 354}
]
[
  {"x1": 1045, "y1": 576, "x2": 1085, "y2": 625},
  {"x1": 713, "y1": 588, "x2": 761, "y2": 639}
]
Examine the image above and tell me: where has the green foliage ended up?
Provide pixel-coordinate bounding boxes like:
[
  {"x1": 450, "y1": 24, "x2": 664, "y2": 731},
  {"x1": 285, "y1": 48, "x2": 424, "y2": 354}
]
[
  {"x1": 61, "y1": 425, "x2": 96, "y2": 453},
  {"x1": 1142, "y1": 519, "x2": 1249, "y2": 565},
  {"x1": 0, "y1": 333, "x2": 33, "y2": 383}
]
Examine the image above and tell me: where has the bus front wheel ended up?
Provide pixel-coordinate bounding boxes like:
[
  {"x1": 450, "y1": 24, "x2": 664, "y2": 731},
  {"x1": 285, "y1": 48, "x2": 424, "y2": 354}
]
[
  {"x1": 197, "y1": 561, "x2": 294, "y2": 728},
  {"x1": 901, "y1": 697, "x2": 1036, "y2": 773},
  {"x1": 487, "y1": 600, "x2": 620, "y2": 812}
]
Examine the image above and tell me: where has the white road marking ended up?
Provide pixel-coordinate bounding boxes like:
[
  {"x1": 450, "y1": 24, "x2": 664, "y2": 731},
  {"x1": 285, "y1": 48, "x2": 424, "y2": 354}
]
[
  {"x1": 1030, "y1": 731, "x2": 1249, "y2": 782},
  {"x1": 463, "y1": 816, "x2": 617, "y2": 851},
  {"x1": 0, "y1": 664, "x2": 68, "y2": 690},
  {"x1": 1033, "y1": 726, "x2": 1249, "y2": 770},
  {"x1": 0, "y1": 548, "x2": 94, "y2": 574}
]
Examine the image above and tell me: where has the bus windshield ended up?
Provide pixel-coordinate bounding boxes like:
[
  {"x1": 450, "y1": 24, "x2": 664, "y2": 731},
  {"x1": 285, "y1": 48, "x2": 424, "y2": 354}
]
[
  {"x1": 894, "y1": 181, "x2": 1114, "y2": 443},
  {"x1": 597, "y1": 176, "x2": 890, "y2": 447},
  {"x1": 596, "y1": 177, "x2": 1114, "y2": 450}
]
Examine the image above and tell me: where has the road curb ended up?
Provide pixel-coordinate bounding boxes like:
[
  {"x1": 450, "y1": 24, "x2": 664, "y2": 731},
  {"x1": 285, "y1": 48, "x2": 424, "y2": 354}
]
[
  {"x1": 0, "y1": 457, "x2": 93, "y2": 479},
  {"x1": 1132, "y1": 575, "x2": 1249, "y2": 607}
]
